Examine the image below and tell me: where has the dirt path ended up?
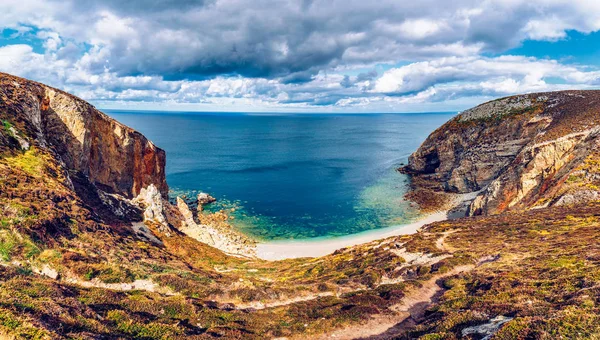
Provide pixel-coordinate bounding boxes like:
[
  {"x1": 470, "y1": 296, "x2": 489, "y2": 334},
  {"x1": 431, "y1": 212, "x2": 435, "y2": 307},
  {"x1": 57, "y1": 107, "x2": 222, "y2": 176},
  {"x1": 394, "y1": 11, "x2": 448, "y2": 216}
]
[
  {"x1": 309, "y1": 265, "x2": 474, "y2": 340},
  {"x1": 232, "y1": 292, "x2": 336, "y2": 310},
  {"x1": 435, "y1": 230, "x2": 458, "y2": 252},
  {"x1": 62, "y1": 277, "x2": 177, "y2": 295},
  {"x1": 234, "y1": 233, "x2": 462, "y2": 311},
  {"x1": 29, "y1": 263, "x2": 177, "y2": 295}
]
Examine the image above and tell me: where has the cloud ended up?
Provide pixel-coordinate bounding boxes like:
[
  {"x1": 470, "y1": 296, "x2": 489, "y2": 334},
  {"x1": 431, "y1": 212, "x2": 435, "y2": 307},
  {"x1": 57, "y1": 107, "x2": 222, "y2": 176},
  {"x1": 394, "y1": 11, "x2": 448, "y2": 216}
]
[
  {"x1": 373, "y1": 55, "x2": 600, "y2": 105},
  {"x1": 3, "y1": 0, "x2": 600, "y2": 79},
  {"x1": 0, "y1": 44, "x2": 71, "y2": 85},
  {"x1": 3, "y1": 41, "x2": 600, "y2": 112},
  {"x1": 373, "y1": 56, "x2": 600, "y2": 95},
  {"x1": 1, "y1": 0, "x2": 600, "y2": 111}
]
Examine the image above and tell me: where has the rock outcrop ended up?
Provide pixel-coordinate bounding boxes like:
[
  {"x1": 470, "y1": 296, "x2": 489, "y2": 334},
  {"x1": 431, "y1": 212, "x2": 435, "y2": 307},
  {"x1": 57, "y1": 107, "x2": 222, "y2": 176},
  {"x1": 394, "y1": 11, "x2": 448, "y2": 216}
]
[
  {"x1": 0, "y1": 73, "x2": 168, "y2": 198},
  {"x1": 197, "y1": 192, "x2": 216, "y2": 211},
  {"x1": 401, "y1": 91, "x2": 600, "y2": 216},
  {"x1": 131, "y1": 190, "x2": 256, "y2": 256},
  {"x1": 131, "y1": 184, "x2": 172, "y2": 236},
  {"x1": 1, "y1": 72, "x2": 256, "y2": 257},
  {"x1": 176, "y1": 197, "x2": 256, "y2": 257}
]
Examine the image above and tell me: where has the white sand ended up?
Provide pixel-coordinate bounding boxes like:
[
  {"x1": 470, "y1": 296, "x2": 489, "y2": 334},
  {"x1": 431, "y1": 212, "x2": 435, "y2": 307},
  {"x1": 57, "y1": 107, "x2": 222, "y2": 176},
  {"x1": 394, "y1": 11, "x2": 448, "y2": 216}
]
[{"x1": 256, "y1": 211, "x2": 448, "y2": 260}]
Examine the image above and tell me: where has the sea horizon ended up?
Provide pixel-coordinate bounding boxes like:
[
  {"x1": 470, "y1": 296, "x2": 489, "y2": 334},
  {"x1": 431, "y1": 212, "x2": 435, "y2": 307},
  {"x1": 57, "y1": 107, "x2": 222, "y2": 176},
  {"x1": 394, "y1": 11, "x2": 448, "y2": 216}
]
[{"x1": 103, "y1": 108, "x2": 459, "y2": 116}]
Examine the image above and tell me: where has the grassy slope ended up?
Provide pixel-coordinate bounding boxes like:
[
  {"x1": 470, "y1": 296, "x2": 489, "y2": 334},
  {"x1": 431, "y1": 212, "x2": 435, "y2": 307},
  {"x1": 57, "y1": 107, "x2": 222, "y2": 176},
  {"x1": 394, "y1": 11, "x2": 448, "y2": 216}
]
[
  {"x1": 1, "y1": 143, "x2": 600, "y2": 339},
  {"x1": 1, "y1": 90, "x2": 600, "y2": 338},
  {"x1": 0, "y1": 130, "x2": 452, "y2": 338}
]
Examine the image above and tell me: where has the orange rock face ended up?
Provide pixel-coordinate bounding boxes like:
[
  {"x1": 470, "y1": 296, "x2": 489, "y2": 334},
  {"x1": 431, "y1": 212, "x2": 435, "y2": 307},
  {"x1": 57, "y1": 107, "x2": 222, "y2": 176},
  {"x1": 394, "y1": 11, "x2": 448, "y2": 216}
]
[{"x1": 0, "y1": 72, "x2": 168, "y2": 198}]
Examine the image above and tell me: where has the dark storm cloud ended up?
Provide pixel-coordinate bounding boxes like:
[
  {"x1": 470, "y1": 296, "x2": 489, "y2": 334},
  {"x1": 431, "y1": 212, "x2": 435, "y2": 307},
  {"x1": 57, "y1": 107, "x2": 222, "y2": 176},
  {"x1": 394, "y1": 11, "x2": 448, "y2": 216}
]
[
  {"x1": 356, "y1": 70, "x2": 378, "y2": 82},
  {"x1": 340, "y1": 75, "x2": 352, "y2": 88},
  {"x1": 9, "y1": 0, "x2": 600, "y2": 83},
  {"x1": 71, "y1": 0, "x2": 214, "y2": 15},
  {"x1": 18, "y1": 0, "x2": 480, "y2": 79},
  {"x1": 280, "y1": 71, "x2": 317, "y2": 84},
  {"x1": 340, "y1": 70, "x2": 378, "y2": 88}
]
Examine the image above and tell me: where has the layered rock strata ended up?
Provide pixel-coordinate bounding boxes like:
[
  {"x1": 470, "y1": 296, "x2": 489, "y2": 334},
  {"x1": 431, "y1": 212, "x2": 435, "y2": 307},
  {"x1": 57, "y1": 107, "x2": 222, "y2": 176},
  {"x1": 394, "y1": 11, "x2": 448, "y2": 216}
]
[{"x1": 401, "y1": 91, "x2": 600, "y2": 216}]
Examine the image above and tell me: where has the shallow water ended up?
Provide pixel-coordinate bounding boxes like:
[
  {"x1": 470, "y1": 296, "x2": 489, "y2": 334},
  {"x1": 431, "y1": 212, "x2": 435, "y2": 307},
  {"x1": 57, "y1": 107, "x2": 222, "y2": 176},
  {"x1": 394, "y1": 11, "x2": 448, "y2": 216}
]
[{"x1": 106, "y1": 110, "x2": 455, "y2": 240}]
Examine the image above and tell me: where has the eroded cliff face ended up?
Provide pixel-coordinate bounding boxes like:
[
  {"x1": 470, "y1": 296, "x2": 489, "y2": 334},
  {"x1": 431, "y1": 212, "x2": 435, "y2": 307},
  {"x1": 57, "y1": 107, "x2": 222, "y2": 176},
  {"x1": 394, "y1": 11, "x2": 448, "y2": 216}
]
[
  {"x1": 2, "y1": 74, "x2": 600, "y2": 339},
  {"x1": 0, "y1": 72, "x2": 168, "y2": 198},
  {"x1": 402, "y1": 90, "x2": 600, "y2": 216},
  {"x1": 0, "y1": 72, "x2": 256, "y2": 258}
]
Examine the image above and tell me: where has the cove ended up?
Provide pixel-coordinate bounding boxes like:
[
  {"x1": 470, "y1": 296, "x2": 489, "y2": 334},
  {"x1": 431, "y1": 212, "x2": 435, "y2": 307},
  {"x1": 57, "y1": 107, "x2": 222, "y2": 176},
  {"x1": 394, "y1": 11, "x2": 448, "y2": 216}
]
[{"x1": 106, "y1": 110, "x2": 455, "y2": 241}]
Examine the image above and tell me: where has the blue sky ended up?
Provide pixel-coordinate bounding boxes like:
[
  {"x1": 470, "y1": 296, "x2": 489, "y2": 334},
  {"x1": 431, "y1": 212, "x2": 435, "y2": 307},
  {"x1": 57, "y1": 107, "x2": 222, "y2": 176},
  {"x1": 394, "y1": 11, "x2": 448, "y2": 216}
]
[
  {"x1": 508, "y1": 30, "x2": 600, "y2": 66},
  {"x1": 1, "y1": 0, "x2": 600, "y2": 113}
]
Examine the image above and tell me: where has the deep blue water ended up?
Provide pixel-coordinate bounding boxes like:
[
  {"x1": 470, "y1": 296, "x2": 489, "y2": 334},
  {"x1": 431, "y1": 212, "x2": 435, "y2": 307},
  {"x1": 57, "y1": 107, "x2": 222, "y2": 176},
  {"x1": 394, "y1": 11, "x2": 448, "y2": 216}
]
[{"x1": 106, "y1": 111, "x2": 455, "y2": 240}]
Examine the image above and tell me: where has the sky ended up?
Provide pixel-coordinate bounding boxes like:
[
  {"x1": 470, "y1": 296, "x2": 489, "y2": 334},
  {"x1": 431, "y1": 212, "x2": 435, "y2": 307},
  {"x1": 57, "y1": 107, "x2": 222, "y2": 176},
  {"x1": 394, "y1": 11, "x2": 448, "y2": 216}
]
[{"x1": 1, "y1": 1, "x2": 600, "y2": 113}]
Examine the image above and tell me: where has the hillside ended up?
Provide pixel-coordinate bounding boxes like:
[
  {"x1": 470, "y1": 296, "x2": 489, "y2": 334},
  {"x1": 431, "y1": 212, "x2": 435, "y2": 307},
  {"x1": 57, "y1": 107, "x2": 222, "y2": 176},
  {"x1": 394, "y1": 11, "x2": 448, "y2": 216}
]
[
  {"x1": 401, "y1": 91, "x2": 600, "y2": 216},
  {"x1": 0, "y1": 73, "x2": 599, "y2": 339}
]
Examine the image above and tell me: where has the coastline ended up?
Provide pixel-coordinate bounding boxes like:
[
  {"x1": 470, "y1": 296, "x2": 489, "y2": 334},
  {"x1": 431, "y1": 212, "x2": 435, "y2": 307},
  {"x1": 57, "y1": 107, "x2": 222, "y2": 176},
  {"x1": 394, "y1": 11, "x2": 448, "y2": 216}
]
[
  {"x1": 255, "y1": 191, "x2": 480, "y2": 261},
  {"x1": 256, "y1": 210, "x2": 448, "y2": 260}
]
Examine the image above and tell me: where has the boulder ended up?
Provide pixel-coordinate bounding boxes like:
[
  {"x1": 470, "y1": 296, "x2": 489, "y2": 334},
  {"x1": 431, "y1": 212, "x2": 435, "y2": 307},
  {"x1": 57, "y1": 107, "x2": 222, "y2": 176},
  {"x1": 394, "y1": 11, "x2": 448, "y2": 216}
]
[{"x1": 197, "y1": 192, "x2": 216, "y2": 211}]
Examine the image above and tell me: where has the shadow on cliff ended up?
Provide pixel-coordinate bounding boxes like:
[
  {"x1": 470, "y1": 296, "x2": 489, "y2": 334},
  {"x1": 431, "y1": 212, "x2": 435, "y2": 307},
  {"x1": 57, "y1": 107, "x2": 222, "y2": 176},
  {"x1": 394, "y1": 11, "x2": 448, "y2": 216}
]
[{"x1": 41, "y1": 104, "x2": 143, "y2": 228}]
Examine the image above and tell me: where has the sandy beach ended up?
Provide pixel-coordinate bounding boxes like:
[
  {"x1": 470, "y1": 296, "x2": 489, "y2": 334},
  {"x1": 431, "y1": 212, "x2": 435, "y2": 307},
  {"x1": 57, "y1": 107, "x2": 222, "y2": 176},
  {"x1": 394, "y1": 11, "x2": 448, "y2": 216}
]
[{"x1": 256, "y1": 210, "x2": 448, "y2": 260}]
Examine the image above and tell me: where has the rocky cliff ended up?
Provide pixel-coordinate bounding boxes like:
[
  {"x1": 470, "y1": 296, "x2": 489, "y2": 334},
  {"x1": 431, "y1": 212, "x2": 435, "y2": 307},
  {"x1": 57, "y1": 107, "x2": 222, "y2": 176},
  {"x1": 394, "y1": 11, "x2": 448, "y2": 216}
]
[
  {"x1": 1, "y1": 74, "x2": 600, "y2": 339},
  {"x1": 0, "y1": 72, "x2": 168, "y2": 198},
  {"x1": 401, "y1": 90, "x2": 600, "y2": 216},
  {"x1": 0, "y1": 72, "x2": 255, "y2": 257}
]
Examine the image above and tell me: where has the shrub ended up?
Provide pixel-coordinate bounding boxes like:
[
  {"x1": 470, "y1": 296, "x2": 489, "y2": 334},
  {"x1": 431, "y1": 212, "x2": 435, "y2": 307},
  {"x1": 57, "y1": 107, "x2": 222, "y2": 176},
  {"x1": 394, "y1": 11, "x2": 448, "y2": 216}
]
[
  {"x1": 0, "y1": 231, "x2": 17, "y2": 261},
  {"x1": 2, "y1": 120, "x2": 13, "y2": 137},
  {"x1": 4, "y1": 149, "x2": 45, "y2": 177}
]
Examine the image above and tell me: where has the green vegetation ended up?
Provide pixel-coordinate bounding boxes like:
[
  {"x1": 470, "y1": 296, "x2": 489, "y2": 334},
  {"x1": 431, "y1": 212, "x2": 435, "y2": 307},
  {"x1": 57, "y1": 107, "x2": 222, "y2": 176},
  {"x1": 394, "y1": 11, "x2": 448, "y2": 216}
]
[
  {"x1": 79, "y1": 263, "x2": 136, "y2": 283},
  {"x1": 404, "y1": 205, "x2": 600, "y2": 339},
  {"x1": 4, "y1": 149, "x2": 45, "y2": 177},
  {"x1": 0, "y1": 201, "x2": 597, "y2": 339},
  {"x1": 3, "y1": 146, "x2": 598, "y2": 338},
  {"x1": 457, "y1": 102, "x2": 544, "y2": 127},
  {"x1": 1, "y1": 75, "x2": 600, "y2": 339},
  {"x1": 0, "y1": 231, "x2": 16, "y2": 261},
  {"x1": 1, "y1": 120, "x2": 13, "y2": 137}
]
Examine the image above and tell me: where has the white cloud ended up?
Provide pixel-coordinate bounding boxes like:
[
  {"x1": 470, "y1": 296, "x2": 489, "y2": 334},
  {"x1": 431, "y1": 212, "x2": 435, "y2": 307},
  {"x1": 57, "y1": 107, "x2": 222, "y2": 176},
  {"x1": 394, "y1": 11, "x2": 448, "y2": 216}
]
[
  {"x1": 373, "y1": 56, "x2": 600, "y2": 98},
  {"x1": 3, "y1": 0, "x2": 600, "y2": 78},
  {"x1": 0, "y1": 45, "x2": 38, "y2": 71},
  {"x1": 3, "y1": 41, "x2": 600, "y2": 112},
  {"x1": 0, "y1": 44, "x2": 70, "y2": 85},
  {"x1": 1, "y1": 0, "x2": 600, "y2": 111},
  {"x1": 522, "y1": 18, "x2": 569, "y2": 40},
  {"x1": 375, "y1": 18, "x2": 447, "y2": 40}
]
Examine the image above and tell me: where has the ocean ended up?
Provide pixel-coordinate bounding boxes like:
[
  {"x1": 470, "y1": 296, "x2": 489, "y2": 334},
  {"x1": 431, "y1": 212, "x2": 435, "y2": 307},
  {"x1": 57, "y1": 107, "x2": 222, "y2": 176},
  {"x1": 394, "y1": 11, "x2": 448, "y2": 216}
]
[{"x1": 106, "y1": 110, "x2": 455, "y2": 241}]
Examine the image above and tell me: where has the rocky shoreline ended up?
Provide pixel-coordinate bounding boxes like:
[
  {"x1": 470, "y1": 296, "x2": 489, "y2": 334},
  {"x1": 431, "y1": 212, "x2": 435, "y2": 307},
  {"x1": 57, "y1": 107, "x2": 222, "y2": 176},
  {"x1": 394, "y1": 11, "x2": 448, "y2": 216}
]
[
  {"x1": 3, "y1": 72, "x2": 600, "y2": 338},
  {"x1": 132, "y1": 185, "x2": 257, "y2": 257}
]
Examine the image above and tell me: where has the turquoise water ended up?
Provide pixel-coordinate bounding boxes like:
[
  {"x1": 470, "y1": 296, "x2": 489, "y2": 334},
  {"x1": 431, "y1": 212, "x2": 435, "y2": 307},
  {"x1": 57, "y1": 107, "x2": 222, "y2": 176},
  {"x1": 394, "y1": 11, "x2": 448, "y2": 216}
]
[{"x1": 106, "y1": 111, "x2": 454, "y2": 241}]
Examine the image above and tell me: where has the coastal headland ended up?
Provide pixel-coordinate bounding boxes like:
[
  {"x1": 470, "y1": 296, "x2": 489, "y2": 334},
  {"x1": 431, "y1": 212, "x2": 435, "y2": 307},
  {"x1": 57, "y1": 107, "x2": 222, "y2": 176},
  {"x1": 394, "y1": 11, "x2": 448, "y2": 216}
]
[{"x1": 1, "y1": 72, "x2": 600, "y2": 338}]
